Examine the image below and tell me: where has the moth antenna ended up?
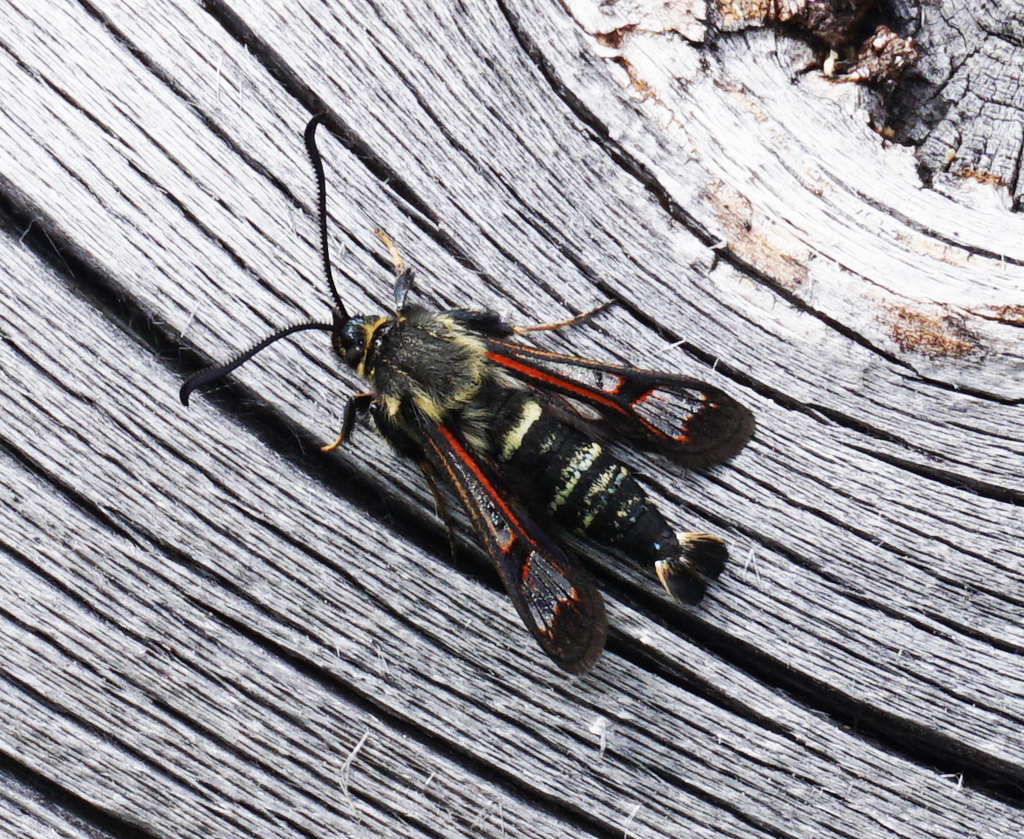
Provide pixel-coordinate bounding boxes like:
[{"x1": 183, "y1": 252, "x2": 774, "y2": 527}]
[
  {"x1": 180, "y1": 321, "x2": 336, "y2": 406},
  {"x1": 304, "y1": 115, "x2": 348, "y2": 319}
]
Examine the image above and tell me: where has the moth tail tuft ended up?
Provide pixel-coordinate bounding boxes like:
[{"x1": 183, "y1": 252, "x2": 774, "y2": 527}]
[{"x1": 655, "y1": 533, "x2": 727, "y2": 604}]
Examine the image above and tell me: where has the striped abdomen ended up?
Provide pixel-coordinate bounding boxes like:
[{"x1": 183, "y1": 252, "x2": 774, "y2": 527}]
[
  {"x1": 483, "y1": 388, "x2": 725, "y2": 603},
  {"x1": 487, "y1": 390, "x2": 672, "y2": 556}
]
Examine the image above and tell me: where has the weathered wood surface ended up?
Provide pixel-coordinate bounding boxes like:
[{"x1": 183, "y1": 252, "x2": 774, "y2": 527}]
[{"x1": 1, "y1": 1, "x2": 1021, "y2": 837}]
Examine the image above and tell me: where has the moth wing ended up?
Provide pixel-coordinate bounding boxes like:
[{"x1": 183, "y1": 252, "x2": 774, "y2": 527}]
[
  {"x1": 410, "y1": 409, "x2": 607, "y2": 674},
  {"x1": 486, "y1": 339, "x2": 754, "y2": 468}
]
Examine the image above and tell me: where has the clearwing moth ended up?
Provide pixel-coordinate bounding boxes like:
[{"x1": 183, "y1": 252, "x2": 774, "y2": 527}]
[{"x1": 181, "y1": 116, "x2": 754, "y2": 673}]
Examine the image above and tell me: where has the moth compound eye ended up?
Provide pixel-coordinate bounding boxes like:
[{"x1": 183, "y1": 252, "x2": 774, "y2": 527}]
[
  {"x1": 334, "y1": 315, "x2": 388, "y2": 371},
  {"x1": 333, "y1": 326, "x2": 363, "y2": 368},
  {"x1": 330, "y1": 329, "x2": 351, "y2": 361},
  {"x1": 334, "y1": 318, "x2": 365, "y2": 356}
]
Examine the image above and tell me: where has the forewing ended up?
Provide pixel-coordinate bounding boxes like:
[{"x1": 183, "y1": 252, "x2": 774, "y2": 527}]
[
  {"x1": 410, "y1": 410, "x2": 607, "y2": 674},
  {"x1": 486, "y1": 339, "x2": 754, "y2": 468}
]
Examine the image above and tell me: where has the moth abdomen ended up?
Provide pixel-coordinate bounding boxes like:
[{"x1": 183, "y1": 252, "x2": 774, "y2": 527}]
[{"x1": 485, "y1": 388, "x2": 722, "y2": 603}]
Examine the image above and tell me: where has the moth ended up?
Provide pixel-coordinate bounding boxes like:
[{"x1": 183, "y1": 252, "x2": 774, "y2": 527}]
[{"x1": 181, "y1": 116, "x2": 754, "y2": 674}]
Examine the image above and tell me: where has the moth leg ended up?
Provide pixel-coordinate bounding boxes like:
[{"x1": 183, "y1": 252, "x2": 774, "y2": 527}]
[
  {"x1": 513, "y1": 300, "x2": 615, "y2": 334},
  {"x1": 374, "y1": 228, "x2": 415, "y2": 309},
  {"x1": 322, "y1": 392, "x2": 375, "y2": 452},
  {"x1": 419, "y1": 463, "x2": 459, "y2": 559}
]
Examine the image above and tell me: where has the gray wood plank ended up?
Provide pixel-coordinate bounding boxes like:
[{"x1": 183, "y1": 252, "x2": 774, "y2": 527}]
[
  {"x1": 0, "y1": 771, "x2": 117, "y2": 839},
  {"x1": 0, "y1": 0, "x2": 1021, "y2": 837}
]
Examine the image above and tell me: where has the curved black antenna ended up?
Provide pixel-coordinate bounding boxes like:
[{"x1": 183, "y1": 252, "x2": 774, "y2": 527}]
[
  {"x1": 179, "y1": 321, "x2": 337, "y2": 406},
  {"x1": 304, "y1": 115, "x2": 347, "y2": 318}
]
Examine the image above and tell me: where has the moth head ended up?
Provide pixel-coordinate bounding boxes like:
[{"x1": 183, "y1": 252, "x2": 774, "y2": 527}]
[
  {"x1": 179, "y1": 116, "x2": 385, "y2": 406},
  {"x1": 331, "y1": 311, "x2": 389, "y2": 374}
]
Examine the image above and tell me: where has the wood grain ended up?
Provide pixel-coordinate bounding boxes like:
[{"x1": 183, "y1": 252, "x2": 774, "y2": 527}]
[{"x1": 0, "y1": 0, "x2": 1021, "y2": 836}]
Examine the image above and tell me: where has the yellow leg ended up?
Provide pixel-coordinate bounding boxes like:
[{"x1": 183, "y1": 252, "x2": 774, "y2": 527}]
[
  {"x1": 513, "y1": 300, "x2": 614, "y2": 334},
  {"x1": 321, "y1": 392, "x2": 375, "y2": 452},
  {"x1": 374, "y1": 228, "x2": 405, "y2": 274}
]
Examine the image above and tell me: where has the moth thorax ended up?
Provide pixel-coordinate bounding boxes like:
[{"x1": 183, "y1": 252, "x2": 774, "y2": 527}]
[{"x1": 376, "y1": 313, "x2": 490, "y2": 421}]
